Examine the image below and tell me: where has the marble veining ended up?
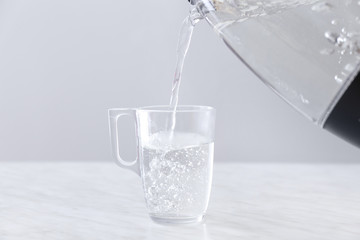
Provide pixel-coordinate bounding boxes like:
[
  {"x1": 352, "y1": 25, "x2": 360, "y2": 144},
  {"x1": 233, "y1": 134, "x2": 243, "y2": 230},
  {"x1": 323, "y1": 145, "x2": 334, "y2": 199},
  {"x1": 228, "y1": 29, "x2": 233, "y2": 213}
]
[{"x1": 0, "y1": 162, "x2": 360, "y2": 240}]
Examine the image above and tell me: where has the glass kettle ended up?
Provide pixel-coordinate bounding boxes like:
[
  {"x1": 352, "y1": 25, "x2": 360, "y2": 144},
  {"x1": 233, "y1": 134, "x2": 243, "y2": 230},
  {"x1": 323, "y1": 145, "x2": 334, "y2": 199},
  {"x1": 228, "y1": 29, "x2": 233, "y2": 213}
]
[{"x1": 189, "y1": 0, "x2": 360, "y2": 148}]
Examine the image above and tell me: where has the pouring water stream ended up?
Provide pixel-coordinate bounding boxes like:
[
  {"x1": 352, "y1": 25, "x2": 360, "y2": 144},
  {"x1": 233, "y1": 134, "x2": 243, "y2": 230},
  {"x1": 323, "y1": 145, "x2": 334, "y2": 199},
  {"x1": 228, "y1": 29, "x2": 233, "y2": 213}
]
[{"x1": 169, "y1": 8, "x2": 203, "y2": 133}]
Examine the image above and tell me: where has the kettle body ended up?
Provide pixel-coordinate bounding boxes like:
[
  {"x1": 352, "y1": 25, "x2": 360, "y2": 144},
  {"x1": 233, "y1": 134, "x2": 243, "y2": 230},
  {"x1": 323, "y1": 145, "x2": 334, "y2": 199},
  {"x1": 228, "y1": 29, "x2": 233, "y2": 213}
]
[{"x1": 191, "y1": 0, "x2": 360, "y2": 147}]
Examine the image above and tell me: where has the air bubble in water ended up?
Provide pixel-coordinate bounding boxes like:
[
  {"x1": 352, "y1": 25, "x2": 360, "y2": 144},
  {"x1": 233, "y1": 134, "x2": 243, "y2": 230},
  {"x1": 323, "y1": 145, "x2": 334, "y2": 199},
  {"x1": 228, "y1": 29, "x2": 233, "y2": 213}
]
[
  {"x1": 331, "y1": 19, "x2": 339, "y2": 25},
  {"x1": 324, "y1": 29, "x2": 360, "y2": 56},
  {"x1": 150, "y1": 157, "x2": 160, "y2": 170},
  {"x1": 320, "y1": 48, "x2": 335, "y2": 55},
  {"x1": 334, "y1": 75, "x2": 344, "y2": 84},
  {"x1": 344, "y1": 63, "x2": 356, "y2": 72},
  {"x1": 311, "y1": 2, "x2": 333, "y2": 12},
  {"x1": 337, "y1": 36, "x2": 347, "y2": 47},
  {"x1": 300, "y1": 94, "x2": 310, "y2": 104},
  {"x1": 148, "y1": 186, "x2": 157, "y2": 197},
  {"x1": 324, "y1": 31, "x2": 339, "y2": 44},
  {"x1": 142, "y1": 135, "x2": 213, "y2": 216},
  {"x1": 356, "y1": 17, "x2": 360, "y2": 24}
]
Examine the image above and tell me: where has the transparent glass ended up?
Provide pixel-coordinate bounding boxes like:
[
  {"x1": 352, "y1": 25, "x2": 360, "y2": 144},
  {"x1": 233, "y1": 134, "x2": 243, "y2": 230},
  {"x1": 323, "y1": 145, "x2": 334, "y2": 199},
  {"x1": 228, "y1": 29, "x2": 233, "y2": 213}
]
[
  {"x1": 195, "y1": 0, "x2": 360, "y2": 126},
  {"x1": 108, "y1": 105, "x2": 216, "y2": 224}
]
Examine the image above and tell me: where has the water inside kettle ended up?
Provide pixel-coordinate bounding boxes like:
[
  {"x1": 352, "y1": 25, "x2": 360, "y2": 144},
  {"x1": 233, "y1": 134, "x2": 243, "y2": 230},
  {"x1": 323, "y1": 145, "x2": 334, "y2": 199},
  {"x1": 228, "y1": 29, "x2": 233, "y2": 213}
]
[
  {"x1": 201, "y1": 0, "x2": 360, "y2": 124},
  {"x1": 190, "y1": 0, "x2": 360, "y2": 147}
]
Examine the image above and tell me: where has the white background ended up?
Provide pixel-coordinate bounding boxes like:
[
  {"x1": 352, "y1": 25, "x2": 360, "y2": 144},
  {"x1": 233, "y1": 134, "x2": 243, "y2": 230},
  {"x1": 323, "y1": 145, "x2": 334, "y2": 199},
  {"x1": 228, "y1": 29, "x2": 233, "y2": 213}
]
[{"x1": 0, "y1": 0, "x2": 359, "y2": 162}]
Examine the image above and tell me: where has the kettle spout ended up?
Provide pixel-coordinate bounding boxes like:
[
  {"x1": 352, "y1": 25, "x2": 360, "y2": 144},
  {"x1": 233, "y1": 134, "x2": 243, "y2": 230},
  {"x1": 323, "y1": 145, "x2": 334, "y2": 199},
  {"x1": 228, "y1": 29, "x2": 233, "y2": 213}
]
[{"x1": 188, "y1": 0, "x2": 199, "y2": 5}]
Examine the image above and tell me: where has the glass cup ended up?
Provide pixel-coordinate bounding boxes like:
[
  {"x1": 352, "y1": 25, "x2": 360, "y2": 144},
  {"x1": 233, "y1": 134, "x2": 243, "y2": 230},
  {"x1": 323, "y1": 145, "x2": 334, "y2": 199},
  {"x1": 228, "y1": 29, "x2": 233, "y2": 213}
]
[{"x1": 108, "y1": 105, "x2": 216, "y2": 224}]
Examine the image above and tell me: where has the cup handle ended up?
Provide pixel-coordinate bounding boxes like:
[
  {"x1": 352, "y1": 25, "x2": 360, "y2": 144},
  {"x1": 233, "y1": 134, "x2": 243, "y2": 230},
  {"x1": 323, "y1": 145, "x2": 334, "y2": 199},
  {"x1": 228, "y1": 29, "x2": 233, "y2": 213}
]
[{"x1": 108, "y1": 108, "x2": 140, "y2": 176}]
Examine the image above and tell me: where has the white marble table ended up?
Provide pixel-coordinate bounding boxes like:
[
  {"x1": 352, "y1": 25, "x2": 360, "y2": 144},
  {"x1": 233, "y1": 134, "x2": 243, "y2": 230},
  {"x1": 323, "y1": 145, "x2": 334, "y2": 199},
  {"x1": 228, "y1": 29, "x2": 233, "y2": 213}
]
[{"x1": 1, "y1": 162, "x2": 360, "y2": 240}]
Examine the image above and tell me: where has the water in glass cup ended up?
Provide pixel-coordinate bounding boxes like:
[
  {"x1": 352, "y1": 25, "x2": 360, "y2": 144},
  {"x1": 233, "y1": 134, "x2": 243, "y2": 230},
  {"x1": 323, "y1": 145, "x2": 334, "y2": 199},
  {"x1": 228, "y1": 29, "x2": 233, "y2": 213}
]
[{"x1": 140, "y1": 131, "x2": 214, "y2": 223}]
